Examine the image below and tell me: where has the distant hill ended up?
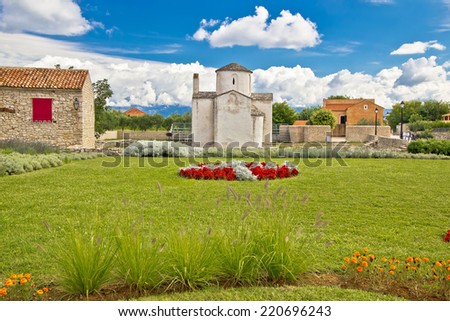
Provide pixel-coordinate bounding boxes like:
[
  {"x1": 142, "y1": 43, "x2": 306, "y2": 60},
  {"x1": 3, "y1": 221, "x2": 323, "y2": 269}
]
[{"x1": 112, "y1": 105, "x2": 191, "y2": 117}]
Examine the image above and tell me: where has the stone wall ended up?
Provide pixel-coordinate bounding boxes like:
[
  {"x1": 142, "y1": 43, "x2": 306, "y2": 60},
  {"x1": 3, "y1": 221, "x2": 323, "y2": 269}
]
[
  {"x1": 0, "y1": 85, "x2": 94, "y2": 148},
  {"x1": 346, "y1": 126, "x2": 391, "y2": 142},
  {"x1": 369, "y1": 135, "x2": 407, "y2": 149},
  {"x1": 432, "y1": 131, "x2": 450, "y2": 140},
  {"x1": 81, "y1": 75, "x2": 95, "y2": 148},
  {"x1": 288, "y1": 125, "x2": 331, "y2": 142},
  {"x1": 116, "y1": 130, "x2": 169, "y2": 140}
]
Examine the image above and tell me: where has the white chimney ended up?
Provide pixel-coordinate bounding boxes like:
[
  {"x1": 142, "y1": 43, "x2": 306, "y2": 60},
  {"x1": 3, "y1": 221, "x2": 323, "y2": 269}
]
[{"x1": 193, "y1": 73, "x2": 199, "y2": 94}]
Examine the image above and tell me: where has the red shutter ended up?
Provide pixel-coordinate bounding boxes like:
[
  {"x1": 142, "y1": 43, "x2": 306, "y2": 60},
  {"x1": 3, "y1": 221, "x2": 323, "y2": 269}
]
[{"x1": 32, "y1": 98, "x2": 52, "y2": 122}]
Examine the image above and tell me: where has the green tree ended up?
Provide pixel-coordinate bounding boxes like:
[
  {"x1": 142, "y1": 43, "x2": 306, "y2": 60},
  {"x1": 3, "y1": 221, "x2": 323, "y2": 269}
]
[
  {"x1": 327, "y1": 95, "x2": 351, "y2": 100},
  {"x1": 93, "y1": 79, "x2": 114, "y2": 134},
  {"x1": 272, "y1": 102, "x2": 298, "y2": 124},
  {"x1": 309, "y1": 109, "x2": 337, "y2": 129},
  {"x1": 297, "y1": 106, "x2": 321, "y2": 121},
  {"x1": 418, "y1": 100, "x2": 449, "y2": 121}
]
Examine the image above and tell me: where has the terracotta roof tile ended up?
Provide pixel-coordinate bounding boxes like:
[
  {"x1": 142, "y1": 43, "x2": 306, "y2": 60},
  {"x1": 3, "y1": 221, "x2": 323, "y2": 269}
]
[
  {"x1": 0, "y1": 66, "x2": 89, "y2": 90},
  {"x1": 124, "y1": 107, "x2": 147, "y2": 117}
]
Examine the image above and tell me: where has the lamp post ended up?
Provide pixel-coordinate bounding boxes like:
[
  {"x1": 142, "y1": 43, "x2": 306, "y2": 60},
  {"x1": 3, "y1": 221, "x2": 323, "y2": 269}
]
[
  {"x1": 400, "y1": 101, "x2": 404, "y2": 139},
  {"x1": 375, "y1": 107, "x2": 378, "y2": 136}
]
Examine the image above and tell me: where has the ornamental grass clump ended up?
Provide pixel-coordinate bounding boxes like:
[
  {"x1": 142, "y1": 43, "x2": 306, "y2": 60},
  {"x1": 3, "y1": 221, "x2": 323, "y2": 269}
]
[
  {"x1": 163, "y1": 228, "x2": 218, "y2": 290},
  {"x1": 44, "y1": 213, "x2": 117, "y2": 298},
  {"x1": 0, "y1": 273, "x2": 49, "y2": 301},
  {"x1": 114, "y1": 216, "x2": 165, "y2": 290}
]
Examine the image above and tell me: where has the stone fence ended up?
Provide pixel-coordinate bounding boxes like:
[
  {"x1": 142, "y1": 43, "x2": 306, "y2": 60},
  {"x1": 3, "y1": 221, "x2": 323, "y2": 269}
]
[
  {"x1": 98, "y1": 130, "x2": 169, "y2": 141},
  {"x1": 346, "y1": 126, "x2": 391, "y2": 142},
  {"x1": 368, "y1": 135, "x2": 407, "y2": 149},
  {"x1": 288, "y1": 125, "x2": 331, "y2": 143}
]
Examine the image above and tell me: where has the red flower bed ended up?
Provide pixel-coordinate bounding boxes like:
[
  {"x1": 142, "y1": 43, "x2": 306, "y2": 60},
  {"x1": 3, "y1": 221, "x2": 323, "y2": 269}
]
[{"x1": 179, "y1": 162, "x2": 299, "y2": 181}]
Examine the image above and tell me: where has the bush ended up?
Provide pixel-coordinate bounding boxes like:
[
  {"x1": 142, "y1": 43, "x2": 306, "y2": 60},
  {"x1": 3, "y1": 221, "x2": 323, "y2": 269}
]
[
  {"x1": 407, "y1": 139, "x2": 450, "y2": 156},
  {"x1": 0, "y1": 139, "x2": 59, "y2": 154},
  {"x1": 309, "y1": 109, "x2": 337, "y2": 129}
]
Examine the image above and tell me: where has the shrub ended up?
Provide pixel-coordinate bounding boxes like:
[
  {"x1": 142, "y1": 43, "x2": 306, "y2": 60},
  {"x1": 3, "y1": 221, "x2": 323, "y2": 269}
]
[
  {"x1": 309, "y1": 109, "x2": 337, "y2": 129},
  {"x1": 407, "y1": 139, "x2": 450, "y2": 156},
  {"x1": 0, "y1": 139, "x2": 59, "y2": 154}
]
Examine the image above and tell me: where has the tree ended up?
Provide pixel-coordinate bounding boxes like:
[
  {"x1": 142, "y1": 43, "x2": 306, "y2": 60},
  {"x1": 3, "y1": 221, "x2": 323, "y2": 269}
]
[
  {"x1": 309, "y1": 109, "x2": 337, "y2": 129},
  {"x1": 327, "y1": 95, "x2": 351, "y2": 100},
  {"x1": 386, "y1": 100, "x2": 449, "y2": 130},
  {"x1": 297, "y1": 106, "x2": 321, "y2": 121},
  {"x1": 93, "y1": 79, "x2": 114, "y2": 134},
  {"x1": 272, "y1": 102, "x2": 298, "y2": 124}
]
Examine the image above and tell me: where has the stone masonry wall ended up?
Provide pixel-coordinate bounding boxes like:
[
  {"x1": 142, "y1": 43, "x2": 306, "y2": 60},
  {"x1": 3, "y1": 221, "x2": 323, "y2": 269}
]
[
  {"x1": 81, "y1": 76, "x2": 95, "y2": 148},
  {"x1": 0, "y1": 87, "x2": 87, "y2": 148},
  {"x1": 346, "y1": 126, "x2": 391, "y2": 142},
  {"x1": 288, "y1": 125, "x2": 330, "y2": 142}
]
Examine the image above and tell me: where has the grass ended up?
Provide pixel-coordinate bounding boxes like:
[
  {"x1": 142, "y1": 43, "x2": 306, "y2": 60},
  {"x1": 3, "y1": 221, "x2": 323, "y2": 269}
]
[{"x1": 1, "y1": 156, "x2": 449, "y2": 300}]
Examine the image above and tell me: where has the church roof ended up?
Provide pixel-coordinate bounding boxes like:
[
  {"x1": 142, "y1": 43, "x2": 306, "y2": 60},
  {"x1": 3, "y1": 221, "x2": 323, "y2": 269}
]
[{"x1": 216, "y1": 63, "x2": 252, "y2": 73}]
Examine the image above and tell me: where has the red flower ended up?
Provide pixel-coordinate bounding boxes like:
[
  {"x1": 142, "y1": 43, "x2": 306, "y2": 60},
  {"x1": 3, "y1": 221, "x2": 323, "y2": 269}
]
[{"x1": 444, "y1": 230, "x2": 450, "y2": 242}]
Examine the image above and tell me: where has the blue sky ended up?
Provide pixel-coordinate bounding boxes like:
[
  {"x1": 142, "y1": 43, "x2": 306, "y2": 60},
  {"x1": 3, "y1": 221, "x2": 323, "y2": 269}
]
[{"x1": 1, "y1": 0, "x2": 449, "y2": 108}]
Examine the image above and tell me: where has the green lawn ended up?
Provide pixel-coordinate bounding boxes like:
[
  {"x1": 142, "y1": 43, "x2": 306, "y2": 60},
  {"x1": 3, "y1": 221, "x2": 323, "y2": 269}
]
[{"x1": 1, "y1": 156, "x2": 449, "y2": 300}]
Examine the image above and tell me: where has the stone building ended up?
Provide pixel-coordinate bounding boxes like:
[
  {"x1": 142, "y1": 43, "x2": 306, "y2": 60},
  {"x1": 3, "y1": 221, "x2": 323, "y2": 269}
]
[
  {"x1": 0, "y1": 66, "x2": 95, "y2": 149},
  {"x1": 191, "y1": 63, "x2": 273, "y2": 147},
  {"x1": 323, "y1": 98, "x2": 385, "y2": 126}
]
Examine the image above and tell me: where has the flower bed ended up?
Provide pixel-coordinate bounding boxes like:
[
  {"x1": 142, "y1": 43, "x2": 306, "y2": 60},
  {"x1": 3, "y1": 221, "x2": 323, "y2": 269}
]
[{"x1": 179, "y1": 161, "x2": 299, "y2": 181}]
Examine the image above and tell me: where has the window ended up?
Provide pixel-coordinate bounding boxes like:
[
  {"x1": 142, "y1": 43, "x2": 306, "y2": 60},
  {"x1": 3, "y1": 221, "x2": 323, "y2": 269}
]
[
  {"x1": 363, "y1": 104, "x2": 368, "y2": 110},
  {"x1": 32, "y1": 98, "x2": 52, "y2": 122}
]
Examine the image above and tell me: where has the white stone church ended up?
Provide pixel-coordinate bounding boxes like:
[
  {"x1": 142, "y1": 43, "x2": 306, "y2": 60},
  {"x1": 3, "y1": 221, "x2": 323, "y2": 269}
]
[{"x1": 191, "y1": 63, "x2": 273, "y2": 148}]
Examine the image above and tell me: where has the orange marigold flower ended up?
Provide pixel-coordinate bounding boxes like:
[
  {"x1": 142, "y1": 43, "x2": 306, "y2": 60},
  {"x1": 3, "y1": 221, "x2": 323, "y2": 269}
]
[
  {"x1": 24, "y1": 273, "x2": 31, "y2": 280},
  {"x1": 363, "y1": 248, "x2": 369, "y2": 253},
  {"x1": 362, "y1": 261, "x2": 369, "y2": 268},
  {"x1": 17, "y1": 274, "x2": 23, "y2": 279},
  {"x1": 423, "y1": 258, "x2": 430, "y2": 263},
  {"x1": 381, "y1": 257, "x2": 387, "y2": 262},
  {"x1": 362, "y1": 256, "x2": 368, "y2": 261},
  {"x1": 344, "y1": 257, "x2": 350, "y2": 263},
  {"x1": 351, "y1": 257, "x2": 358, "y2": 264},
  {"x1": 411, "y1": 267, "x2": 417, "y2": 272},
  {"x1": 447, "y1": 266, "x2": 450, "y2": 271},
  {"x1": 10, "y1": 274, "x2": 17, "y2": 279},
  {"x1": 354, "y1": 251, "x2": 361, "y2": 257},
  {"x1": 435, "y1": 261, "x2": 442, "y2": 267},
  {"x1": 5, "y1": 279, "x2": 13, "y2": 287},
  {"x1": 43, "y1": 287, "x2": 49, "y2": 293},
  {"x1": 19, "y1": 278, "x2": 28, "y2": 285},
  {"x1": 368, "y1": 254, "x2": 375, "y2": 261},
  {"x1": 406, "y1": 257, "x2": 414, "y2": 262},
  {"x1": 395, "y1": 259, "x2": 400, "y2": 264},
  {"x1": 37, "y1": 289, "x2": 44, "y2": 295},
  {"x1": 342, "y1": 265, "x2": 347, "y2": 270},
  {"x1": 389, "y1": 270, "x2": 395, "y2": 275},
  {"x1": 446, "y1": 275, "x2": 450, "y2": 281},
  {"x1": 390, "y1": 265, "x2": 397, "y2": 271},
  {"x1": 356, "y1": 266, "x2": 363, "y2": 273},
  {"x1": 379, "y1": 268, "x2": 384, "y2": 273},
  {"x1": 415, "y1": 257, "x2": 421, "y2": 262},
  {"x1": 0, "y1": 287, "x2": 7, "y2": 296}
]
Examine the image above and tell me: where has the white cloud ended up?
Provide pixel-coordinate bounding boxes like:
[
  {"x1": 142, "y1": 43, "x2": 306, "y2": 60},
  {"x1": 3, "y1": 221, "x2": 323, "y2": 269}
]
[
  {"x1": 0, "y1": 0, "x2": 93, "y2": 35},
  {"x1": 191, "y1": 6, "x2": 321, "y2": 51},
  {"x1": 391, "y1": 40, "x2": 446, "y2": 55},
  {"x1": 1, "y1": 32, "x2": 449, "y2": 110}
]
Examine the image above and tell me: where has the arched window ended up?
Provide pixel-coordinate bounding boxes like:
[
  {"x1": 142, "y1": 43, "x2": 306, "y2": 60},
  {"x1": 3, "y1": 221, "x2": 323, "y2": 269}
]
[{"x1": 232, "y1": 78, "x2": 235, "y2": 85}]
